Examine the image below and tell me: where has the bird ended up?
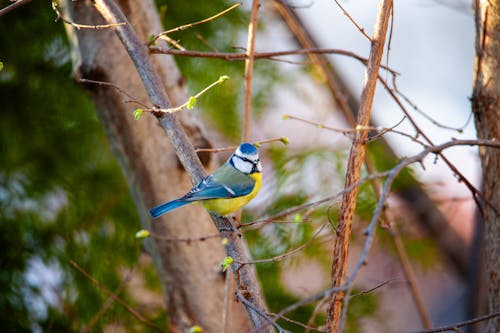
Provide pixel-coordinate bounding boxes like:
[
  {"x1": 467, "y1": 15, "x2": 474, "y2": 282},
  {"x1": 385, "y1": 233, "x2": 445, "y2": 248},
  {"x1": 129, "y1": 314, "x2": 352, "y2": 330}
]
[{"x1": 149, "y1": 142, "x2": 262, "y2": 218}]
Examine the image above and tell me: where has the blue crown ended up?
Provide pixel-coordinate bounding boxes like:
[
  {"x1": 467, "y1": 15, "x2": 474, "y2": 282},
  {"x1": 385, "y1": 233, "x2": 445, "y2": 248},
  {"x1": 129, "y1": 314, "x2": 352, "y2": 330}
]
[{"x1": 239, "y1": 142, "x2": 258, "y2": 155}]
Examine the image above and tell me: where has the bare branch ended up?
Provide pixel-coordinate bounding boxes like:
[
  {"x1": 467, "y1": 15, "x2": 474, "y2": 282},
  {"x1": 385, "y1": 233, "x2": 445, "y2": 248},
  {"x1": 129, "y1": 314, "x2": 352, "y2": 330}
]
[
  {"x1": 242, "y1": 0, "x2": 260, "y2": 142},
  {"x1": 70, "y1": 260, "x2": 164, "y2": 333},
  {"x1": 0, "y1": 0, "x2": 31, "y2": 17},
  {"x1": 149, "y1": 232, "x2": 221, "y2": 243},
  {"x1": 194, "y1": 136, "x2": 287, "y2": 153},
  {"x1": 339, "y1": 139, "x2": 500, "y2": 331},
  {"x1": 333, "y1": 0, "x2": 372, "y2": 42},
  {"x1": 236, "y1": 224, "x2": 330, "y2": 265},
  {"x1": 236, "y1": 291, "x2": 290, "y2": 333},
  {"x1": 378, "y1": 75, "x2": 500, "y2": 219},
  {"x1": 149, "y1": 3, "x2": 241, "y2": 46},
  {"x1": 82, "y1": 264, "x2": 137, "y2": 333},
  {"x1": 52, "y1": 1, "x2": 125, "y2": 29},
  {"x1": 326, "y1": 1, "x2": 393, "y2": 331},
  {"x1": 78, "y1": 78, "x2": 150, "y2": 108},
  {"x1": 390, "y1": 224, "x2": 433, "y2": 328},
  {"x1": 149, "y1": 47, "x2": 398, "y2": 75},
  {"x1": 406, "y1": 311, "x2": 500, "y2": 333}
]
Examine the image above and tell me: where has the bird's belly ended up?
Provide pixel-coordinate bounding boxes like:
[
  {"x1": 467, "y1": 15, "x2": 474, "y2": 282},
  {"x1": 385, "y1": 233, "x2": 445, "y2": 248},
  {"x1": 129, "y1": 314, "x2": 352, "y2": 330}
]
[
  {"x1": 202, "y1": 173, "x2": 262, "y2": 215},
  {"x1": 202, "y1": 197, "x2": 249, "y2": 216}
]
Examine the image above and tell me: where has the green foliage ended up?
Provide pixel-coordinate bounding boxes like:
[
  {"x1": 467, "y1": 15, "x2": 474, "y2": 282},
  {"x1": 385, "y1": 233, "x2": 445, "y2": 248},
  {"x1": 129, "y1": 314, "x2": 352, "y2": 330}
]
[
  {"x1": 134, "y1": 108, "x2": 143, "y2": 120},
  {"x1": 189, "y1": 325, "x2": 203, "y2": 333},
  {"x1": 135, "y1": 229, "x2": 151, "y2": 239},
  {"x1": 354, "y1": 180, "x2": 377, "y2": 222},
  {"x1": 220, "y1": 256, "x2": 233, "y2": 272},
  {"x1": 0, "y1": 1, "x2": 441, "y2": 331},
  {"x1": 367, "y1": 140, "x2": 418, "y2": 191},
  {"x1": 267, "y1": 145, "x2": 346, "y2": 202},
  {"x1": 187, "y1": 96, "x2": 197, "y2": 109},
  {"x1": 378, "y1": 225, "x2": 440, "y2": 269},
  {"x1": 155, "y1": 0, "x2": 281, "y2": 140},
  {"x1": 0, "y1": 2, "x2": 164, "y2": 331},
  {"x1": 345, "y1": 288, "x2": 380, "y2": 333}
]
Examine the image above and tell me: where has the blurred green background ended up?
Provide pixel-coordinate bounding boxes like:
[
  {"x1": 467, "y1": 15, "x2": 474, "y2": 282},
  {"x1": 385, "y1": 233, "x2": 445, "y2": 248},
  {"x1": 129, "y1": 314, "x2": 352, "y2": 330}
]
[{"x1": 0, "y1": 1, "x2": 407, "y2": 332}]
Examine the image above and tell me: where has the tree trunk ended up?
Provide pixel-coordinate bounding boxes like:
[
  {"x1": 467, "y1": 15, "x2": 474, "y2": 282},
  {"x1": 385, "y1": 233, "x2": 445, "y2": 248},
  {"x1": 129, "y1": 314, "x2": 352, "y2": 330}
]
[
  {"x1": 61, "y1": 0, "x2": 251, "y2": 331},
  {"x1": 472, "y1": 0, "x2": 500, "y2": 332}
]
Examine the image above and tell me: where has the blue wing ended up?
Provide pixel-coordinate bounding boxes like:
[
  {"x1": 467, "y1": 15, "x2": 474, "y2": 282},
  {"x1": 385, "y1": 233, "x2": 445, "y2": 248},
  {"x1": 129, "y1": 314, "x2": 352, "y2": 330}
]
[
  {"x1": 149, "y1": 199, "x2": 190, "y2": 218},
  {"x1": 181, "y1": 163, "x2": 255, "y2": 201},
  {"x1": 179, "y1": 175, "x2": 250, "y2": 201},
  {"x1": 148, "y1": 162, "x2": 255, "y2": 219}
]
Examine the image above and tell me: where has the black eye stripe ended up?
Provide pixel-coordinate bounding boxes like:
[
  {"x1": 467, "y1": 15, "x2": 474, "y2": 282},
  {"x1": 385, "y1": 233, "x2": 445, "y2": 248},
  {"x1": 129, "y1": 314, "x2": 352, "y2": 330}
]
[{"x1": 236, "y1": 154, "x2": 258, "y2": 165}]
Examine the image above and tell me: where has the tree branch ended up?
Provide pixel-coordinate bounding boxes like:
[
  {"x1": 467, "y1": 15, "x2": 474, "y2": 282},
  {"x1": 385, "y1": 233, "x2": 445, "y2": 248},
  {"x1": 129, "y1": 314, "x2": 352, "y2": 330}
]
[
  {"x1": 326, "y1": 1, "x2": 393, "y2": 332},
  {"x1": 149, "y1": 46, "x2": 397, "y2": 74},
  {"x1": 272, "y1": 0, "x2": 471, "y2": 281},
  {"x1": 339, "y1": 139, "x2": 500, "y2": 332},
  {"x1": 243, "y1": 0, "x2": 259, "y2": 142},
  {"x1": 92, "y1": 0, "x2": 271, "y2": 330},
  {"x1": 406, "y1": 311, "x2": 500, "y2": 333}
]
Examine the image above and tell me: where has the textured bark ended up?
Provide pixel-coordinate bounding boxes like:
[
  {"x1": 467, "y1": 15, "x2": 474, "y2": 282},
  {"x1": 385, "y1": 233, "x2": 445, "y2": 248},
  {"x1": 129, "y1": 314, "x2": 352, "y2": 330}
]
[
  {"x1": 61, "y1": 0, "x2": 252, "y2": 331},
  {"x1": 325, "y1": 1, "x2": 393, "y2": 332},
  {"x1": 472, "y1": 0, "x2": 500, "y2": 332}
]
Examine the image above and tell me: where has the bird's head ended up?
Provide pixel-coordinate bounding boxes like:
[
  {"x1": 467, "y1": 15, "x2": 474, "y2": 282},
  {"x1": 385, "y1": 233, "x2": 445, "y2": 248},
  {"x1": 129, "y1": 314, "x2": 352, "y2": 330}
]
[{"x1": 230, "y1": 143, "x2": 262, "y2": 174}]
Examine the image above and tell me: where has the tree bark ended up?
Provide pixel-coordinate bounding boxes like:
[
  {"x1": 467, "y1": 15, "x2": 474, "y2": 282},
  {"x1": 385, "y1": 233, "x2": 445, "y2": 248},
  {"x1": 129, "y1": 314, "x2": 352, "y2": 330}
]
[
  {"x1": 325, "y1": 1, "x2": 393, "y2": 332},
  {"x1": 61, "y1": 0, "x2": 253, "y2": 331},
  {"x1": 472, "y1": 0, "x2": 500, "y2": 332}
]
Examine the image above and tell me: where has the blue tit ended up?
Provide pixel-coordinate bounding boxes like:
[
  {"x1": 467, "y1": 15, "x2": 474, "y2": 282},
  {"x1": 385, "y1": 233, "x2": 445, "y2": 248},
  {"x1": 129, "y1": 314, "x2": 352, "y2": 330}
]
[{"x1": 149, "y1": 142, "x2": 262, "y2": 218}]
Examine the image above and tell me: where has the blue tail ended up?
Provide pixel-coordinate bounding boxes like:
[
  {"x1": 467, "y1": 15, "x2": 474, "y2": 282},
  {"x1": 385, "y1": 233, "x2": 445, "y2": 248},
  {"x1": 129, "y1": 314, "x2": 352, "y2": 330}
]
[{"x1": 149, "y1": 199, "x2": 191, "y2": 218}]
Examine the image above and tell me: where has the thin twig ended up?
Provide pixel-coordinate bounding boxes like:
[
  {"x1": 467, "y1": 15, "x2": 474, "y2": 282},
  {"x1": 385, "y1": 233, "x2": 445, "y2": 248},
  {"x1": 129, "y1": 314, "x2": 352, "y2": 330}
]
[
  {"x1": 271, "y1": 313, "x2": 325, "y2": 332},
  {"x1": 406, "y1": 311, "x2": 500, "y2": 333},
  {"x1": 236, "y1": 291, "x2": 290, "y2": 333},
  {"x1": 194, "y1": 137, "x2": 287, "y2": 153},
  {"x1": 378, "y1": 75, "x2": 500, "y2": 219},
  {"x1": 0, "y1": 0, "x2": 32, "y2": 16},
  {"x1": 70, "y1": 260, "x2": 164, "y2": 333},
  {"x1": 149, "y1": 47, "x2": 398, "y2": 75},
  {"x1": 305, "y1": 296, "x2": 328, "y2": 333},
  {"x1": 242, "y1": 0, "x2": 260, "y2": 142},
  {"x1": 222, "y1": 272, "x2": 232, "y2": 333},
  {"x1": 395, "y1": 83, "x2": 473, "y2": 133},
  {"x1": 149, "y1": 232, "x2": 221, "y2": 243},
  {"x1": 284, "y1": 114, "x2": 354, "y2": 134},
  {"x1": 78, "y1": 78, "x2": 150, "y2": 108},
  {"x1": 52, "y1": 1, "x2": 125, "y2": 30},
  {"x1": 81, "y1": 264, "x2": 138, "y2": 333},
  {"x1": 333, "y1": 0, "x2": 372, "y2": 42},
  {"x1": 284, "y1": 114, "x2": 426, "y2": 146},
  {"x1": 391, "y1": 224, "x2": 433, "y2": 328},
  {"x1": 142, "y1": 75, "x2": 229, "y2": 114},
  {"x1": 236, "y1": 224, "x2": 329, "y2": 265},
  {"x1": 350, "y1": 277, "x2": 400, "y2": 299},
  {"x1": 260, "y1": 278, "x2": 398, "y2": 333},
  {"x1": 241, "y1": 171, "x2": 390, "y2": 230},
  {"x1": 149, "y1": 3, "x2": 241, "y2": 46}
]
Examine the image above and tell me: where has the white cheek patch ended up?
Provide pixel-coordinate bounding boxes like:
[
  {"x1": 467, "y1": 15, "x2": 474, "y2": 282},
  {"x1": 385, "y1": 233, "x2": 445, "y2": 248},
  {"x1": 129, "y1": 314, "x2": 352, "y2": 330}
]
[
  {"x1": 231, "y1": 156, "x2": 254, "y2": 174},
  {"x1": 256, "y1": 161, "x2": 262, "y2": 172}
]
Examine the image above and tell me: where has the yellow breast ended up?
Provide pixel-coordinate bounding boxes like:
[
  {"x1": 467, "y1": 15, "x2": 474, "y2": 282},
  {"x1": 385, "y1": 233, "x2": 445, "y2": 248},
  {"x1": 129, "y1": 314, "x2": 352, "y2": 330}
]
[{"x1": 202, "y1": 173, "x2": 262, "y2": 216}]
